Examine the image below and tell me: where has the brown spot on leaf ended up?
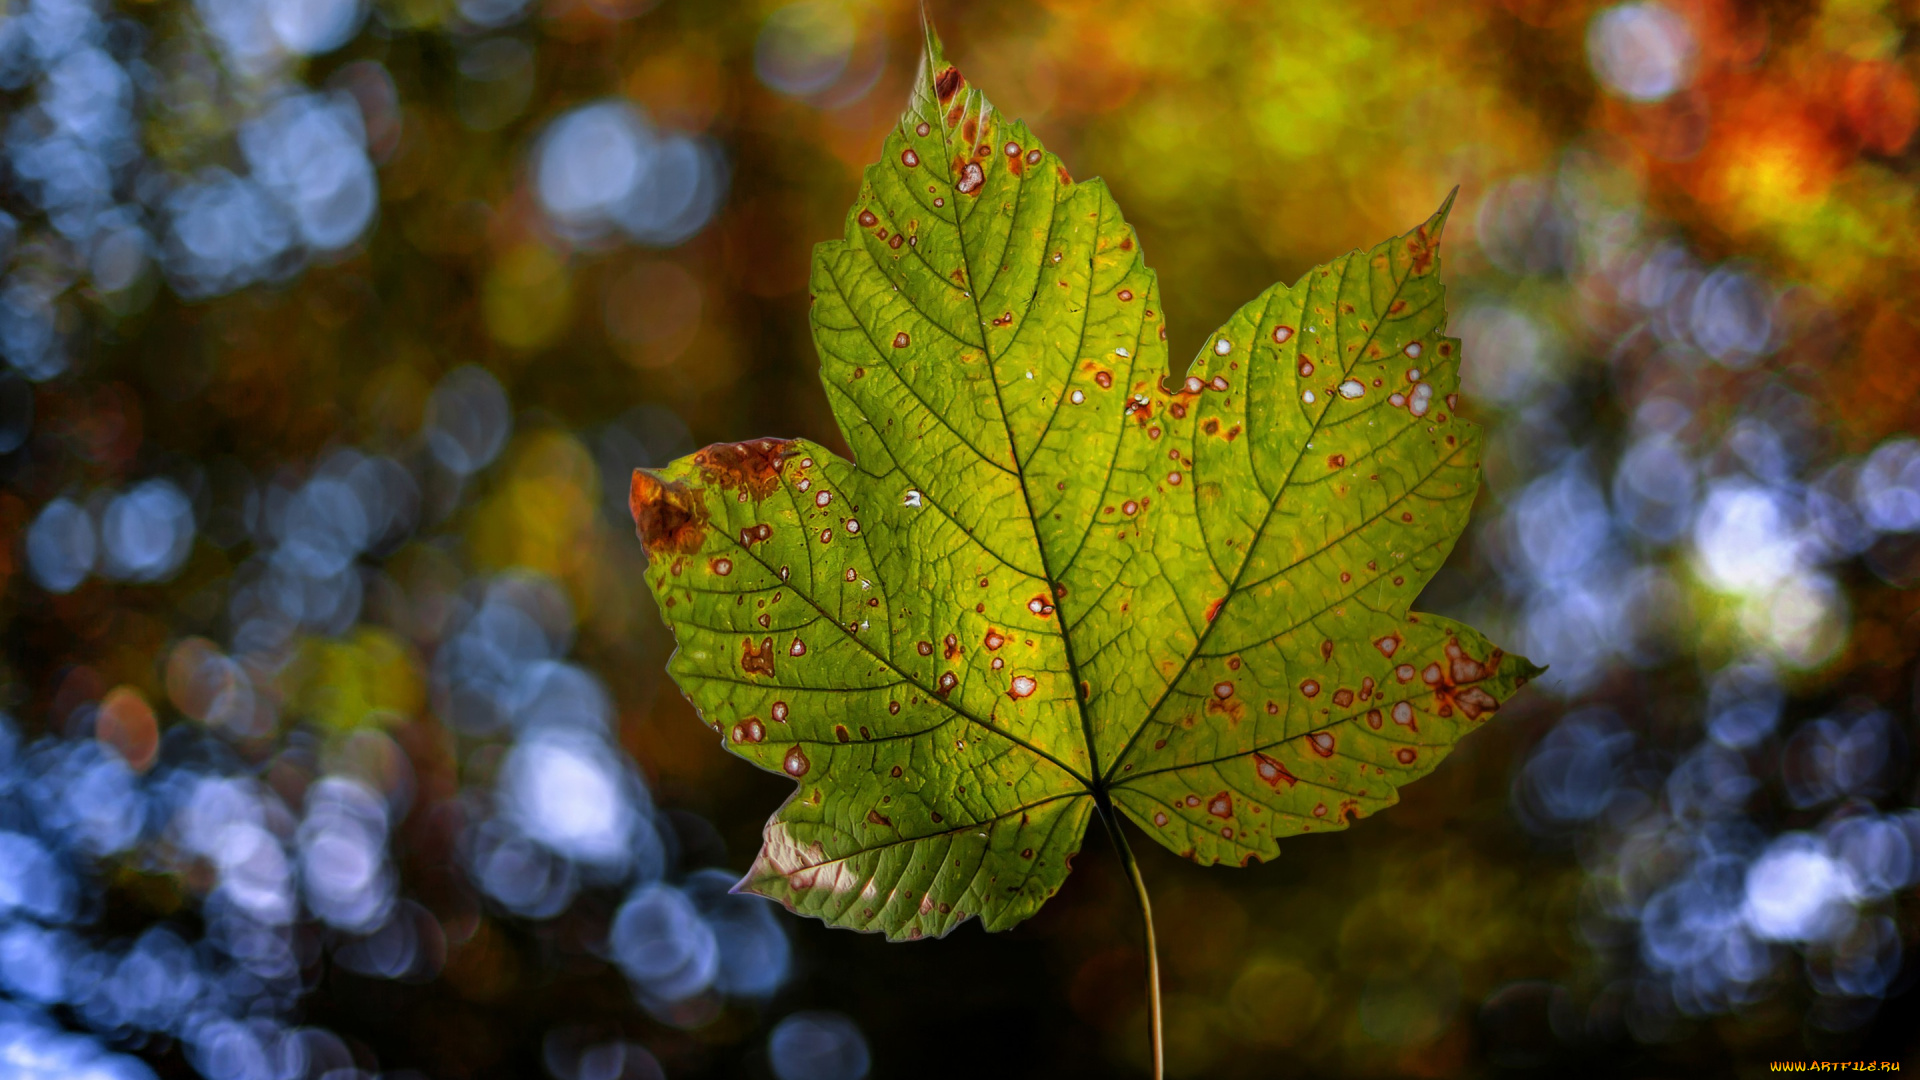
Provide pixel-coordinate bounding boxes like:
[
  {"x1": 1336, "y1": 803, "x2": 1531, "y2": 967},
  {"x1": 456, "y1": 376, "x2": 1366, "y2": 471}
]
[
  {"x1": 1455, "y1": 686, "x2": 1500, "y2": 717},
  {"x1": 693, "y1": 438, "x2": 793, "y2": 501},
  {"x1": 742, "y1": 637, "x2": 777, "y2": 678},
  {"x1": 1252, "y1": 752, "x2": 1298, "y2": 789},
  {"x1": 934, "y1": 66, "x2": 963, "y2": 102},
  {"x1": 630, "y1": 470, "x2": 708, "y2": 555},
  {"x1": 782, "y1": 746, "x2": 810, "y2": 777},
  {"x1": 1205, "y1": 693, "x2": 1246, "y2": 723},
  {"x1": 1408, "y1": 222, "x2": 1438, "y2": 275}
]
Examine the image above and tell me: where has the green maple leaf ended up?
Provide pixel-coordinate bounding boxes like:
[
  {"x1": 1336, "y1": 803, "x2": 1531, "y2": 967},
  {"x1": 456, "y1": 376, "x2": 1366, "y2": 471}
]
[{"x1": 629, "y1": 25, "x2": 1538, "y2": 946}]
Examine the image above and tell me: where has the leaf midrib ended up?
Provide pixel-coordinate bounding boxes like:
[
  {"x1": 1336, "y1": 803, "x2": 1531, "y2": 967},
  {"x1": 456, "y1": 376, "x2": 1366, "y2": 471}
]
[
  {"x1": 930, "y1": 81, "x2": 1111, "y2": 789},
  {"x1": 1101, "y1": 245, "x2": 1428, "y2": 783},
  {"x1": 715, "y1": 488, "x2": 1094, "y2": 790}
]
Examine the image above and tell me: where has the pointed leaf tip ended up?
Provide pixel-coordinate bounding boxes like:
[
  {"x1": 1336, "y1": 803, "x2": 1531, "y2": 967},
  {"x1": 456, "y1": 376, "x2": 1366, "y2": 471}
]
[
  {"x1": 1428, "y1": 187, "x2": 1459, "y2": 244},
  {"x1": 916, "y1": 8, "x2": 949, "y2": 91},
  {"x1": 1400, "y1": 192, "x2": 1457, "y2": 278},
  {"x1": 919, "y1": 4, "x2": 944, "y2": 61}
]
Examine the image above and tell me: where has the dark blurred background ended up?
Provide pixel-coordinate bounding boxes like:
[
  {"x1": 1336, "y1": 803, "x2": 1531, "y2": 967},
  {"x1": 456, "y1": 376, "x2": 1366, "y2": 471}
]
[{"x1": 0, "y1": 0, "x2": 1918, "y2": 1076}]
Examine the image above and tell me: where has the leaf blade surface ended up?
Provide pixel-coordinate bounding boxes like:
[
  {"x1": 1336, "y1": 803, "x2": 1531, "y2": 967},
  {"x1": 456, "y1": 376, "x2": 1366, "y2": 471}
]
[{"x1": 632, "y1": 25, "x2": 1540, "y2": 939}]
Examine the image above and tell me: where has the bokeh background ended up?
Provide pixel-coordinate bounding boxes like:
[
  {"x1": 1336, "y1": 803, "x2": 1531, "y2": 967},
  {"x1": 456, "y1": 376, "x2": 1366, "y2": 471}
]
[{"x1": 0, "y1": 0, "x2": 1918, "y2": 1075}]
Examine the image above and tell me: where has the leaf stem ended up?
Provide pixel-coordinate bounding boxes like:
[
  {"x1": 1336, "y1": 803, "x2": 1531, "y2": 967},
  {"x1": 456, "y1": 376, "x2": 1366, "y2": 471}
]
[{"x1": 1097, "y1": 802, "x2": 1163, "y2": 1080}]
